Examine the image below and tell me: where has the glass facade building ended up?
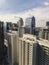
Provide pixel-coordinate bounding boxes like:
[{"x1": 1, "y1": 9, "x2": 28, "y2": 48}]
[
  {"x1": 46, "y1": 21, "x2": 49, "y2": 26},
  {"x1": 25, "y1": 16, "x2": 35, "y2": 35}
]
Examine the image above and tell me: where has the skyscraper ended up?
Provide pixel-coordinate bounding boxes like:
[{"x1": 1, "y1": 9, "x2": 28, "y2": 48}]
[
  {"x1": 19, "y1": 34, "x2": 49, "y2": 65},
  {"x1": 37, "y1": 39, "x2": 49, "y2": 65},
  {"x1": 39, "y1": 27, "x2": 49, "y2": 40},
  {"x1": 25, "y1": 16, "x2": 35, "y2": 35},
  {"x1": 31, "y1": 16, "x2": 35, "y2": 34},
  {"x1": 17, "y1": 18, "x2": 24, "y2": 37},
  {"x1": 0, "y1": 21, "x2": 4, "y2": 64},
  {"x1": 6, "y1": 31, "x2": 19, "y2": 65},
  {"x1": 19, "y1": 34, "x2": 37, "y2": 65}
]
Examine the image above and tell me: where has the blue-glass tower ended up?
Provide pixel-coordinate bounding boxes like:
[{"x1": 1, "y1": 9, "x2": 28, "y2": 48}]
[
  {"x1": 31, "y1": 16, "x2": 35, "y2": 34},
  {"x1": 46, "y1": 21, "x2": 49, "y2": 26},
  {"x1": 25, "y1": 16, "x2": 35, "y2": 35}
]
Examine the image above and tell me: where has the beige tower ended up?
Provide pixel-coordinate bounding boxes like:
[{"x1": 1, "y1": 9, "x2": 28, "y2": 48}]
[
  {"x1": 19, "y1": 34, "x2": 49, "y2": 65},
  {"x1": 6, "y1": 31, "x2": 19, "y2": 65},
  {"x1": 19, "y1": 34, "x2": 37, "y2": 65}
]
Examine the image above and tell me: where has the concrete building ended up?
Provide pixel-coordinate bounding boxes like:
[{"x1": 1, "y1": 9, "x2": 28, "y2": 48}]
[
  {"x1": 5, "y1": 31, "x2": 19, "y2": 65},
  {"x1": 37, "y1": 39, "x2": 49, "y2": 65},
  {"x1": 12, "y1": 18, "x2": 24, "y2": 37},
  {"x1": 39, "y1": 27, "x2": 49, "y2": 40},
  {"x1": 0, "y1": 22, "x2": 4, "y2": 64},
  {"x1": 15, "y1": 18, "x2": 25, "y2": 37},
  {"x1": 19, "y1": 34, "x2": 38, "y2": 65},
  {"x1": 19, "y1": 34, "x2": 49, "y2": 65}
]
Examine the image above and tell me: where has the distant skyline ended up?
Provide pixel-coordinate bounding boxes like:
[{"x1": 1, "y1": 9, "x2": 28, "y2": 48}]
[{"x1": 0, "y1": 0, "x2": 49, "y2": 27}]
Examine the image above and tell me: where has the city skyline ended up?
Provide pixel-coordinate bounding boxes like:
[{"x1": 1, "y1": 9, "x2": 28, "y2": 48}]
[{"x1": 0, "y1": 0, "x2": 49, "y2": 27}]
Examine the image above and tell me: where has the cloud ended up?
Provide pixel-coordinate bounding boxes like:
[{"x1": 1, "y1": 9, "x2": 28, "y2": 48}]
[
  {"x1": 44, "y1": 2, "x2": 49, "y2": 6},
  {"x1": 15, "y1": 7, "x2": 49, "y2": 20},
  {"x1": 0, "y1": 7, "x2": 49, "y2": 27}
]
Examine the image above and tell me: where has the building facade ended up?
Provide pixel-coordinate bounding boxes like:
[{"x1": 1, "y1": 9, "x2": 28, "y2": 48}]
[
  {"x1": 19, "y1": 34, "x2": 38, "y2": 65},
  {"x1": 37, "y1": 39, "x2": 49, "y2": 65},
  {"x1": 0, "y1": 22, "x2": 4, "y2": 64},
  {"x1": 5, "y1": 31, "x2": 19, "y2": 65},
  {"x1": 19, "y1": 34, "x2": 49, "y2": 65},
  {"x1": 25, "y1": 16, "x2": 35, "y2": 35},
  {"x1": 39, "y1": 27, "x2": 49, "y2": 40}
]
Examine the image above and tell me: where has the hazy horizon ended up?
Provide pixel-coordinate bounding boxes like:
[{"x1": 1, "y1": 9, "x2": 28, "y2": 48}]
[{"x1": 0, "y1": 0, "x2": 49, "y2": 27}]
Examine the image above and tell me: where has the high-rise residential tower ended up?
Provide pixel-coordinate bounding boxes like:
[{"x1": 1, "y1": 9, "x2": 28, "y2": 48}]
[
  {"x1": 0, "y1": 21, "x2": 4, "y2": 64},
  {"x1": 37, "y1": 39, "x2": 49, "y2": 65},
  {"x1": 19, "y1": 34, "x2": 49, "y2": 65},
  {"x1": 17, "y1": 18, "x2": 24, "y2": 37},
  {"x1": 6, "y1": 31, "x2": 19, "y2": 65},
  {"x1": 19, "y1": 34, "x2": 38, "y2": 65}
]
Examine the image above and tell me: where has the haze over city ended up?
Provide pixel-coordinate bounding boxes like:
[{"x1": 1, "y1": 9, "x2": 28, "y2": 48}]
[{"x1": 0, "y1": 0, "x2": 49, "y2": 27}]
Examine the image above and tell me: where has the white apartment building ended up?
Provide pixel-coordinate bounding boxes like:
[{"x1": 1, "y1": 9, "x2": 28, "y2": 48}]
[
  {"x1": 19, "y1": 34, "x2": 49, "y2": 65},
  {"x1": 39, "y1": 27, "x2": 49, "y2": 40},
  {"x1": 6, "y1": 31, "x2": 19, "y2": 65},
  {"x1": 19, "y1": 34, "x2": 37, "y2": 65}
]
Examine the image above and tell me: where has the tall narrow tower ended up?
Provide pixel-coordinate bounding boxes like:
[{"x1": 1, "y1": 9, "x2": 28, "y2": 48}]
[
  {"x1": 25, "y1": 16, "x2": 35, "y2": 35},
  {"x1": 0, "y1": 21, "x2": 4, "y2": 64},
  {"x1": 31, "y1": 16, "x2": 35, "y2": 34}
]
